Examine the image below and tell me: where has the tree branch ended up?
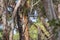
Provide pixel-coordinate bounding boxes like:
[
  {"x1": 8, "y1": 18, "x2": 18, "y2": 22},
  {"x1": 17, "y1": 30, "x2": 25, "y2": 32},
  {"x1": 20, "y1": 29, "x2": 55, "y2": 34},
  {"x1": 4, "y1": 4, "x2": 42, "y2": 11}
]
[
  {"x1": 33, "y1": 0, "x2": 40, "y2": 6},
  {"x1": 30, "y1": 0, "x2": 40, "y2": 14},
  {"x1": 12, "y1": 0, "x2": 21, "y2": 18}
]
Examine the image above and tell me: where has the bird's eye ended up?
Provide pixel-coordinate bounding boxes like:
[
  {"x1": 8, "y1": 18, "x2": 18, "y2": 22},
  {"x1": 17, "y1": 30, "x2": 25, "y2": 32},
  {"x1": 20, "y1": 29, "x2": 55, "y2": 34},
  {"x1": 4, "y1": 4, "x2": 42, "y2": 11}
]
[{"x1": 7, "y1": 6, "x2": 13, "y2": 12}]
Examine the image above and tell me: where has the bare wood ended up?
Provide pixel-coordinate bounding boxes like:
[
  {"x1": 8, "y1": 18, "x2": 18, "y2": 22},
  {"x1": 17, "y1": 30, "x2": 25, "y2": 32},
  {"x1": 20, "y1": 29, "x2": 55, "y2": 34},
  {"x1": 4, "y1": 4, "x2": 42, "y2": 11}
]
[
  {"x1": 23, "y1": 15, "x2": 29, "y2": 40},
  {"x1": 12, "y1": 0, "x2": 21, "y2": 18}
]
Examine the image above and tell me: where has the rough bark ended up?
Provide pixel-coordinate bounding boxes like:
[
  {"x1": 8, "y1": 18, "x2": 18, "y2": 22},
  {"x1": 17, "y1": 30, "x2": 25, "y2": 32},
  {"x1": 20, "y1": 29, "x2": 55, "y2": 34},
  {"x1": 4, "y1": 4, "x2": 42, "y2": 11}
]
[
  {"x1": 41, "y1": 0, "x2": 57, "y2": 20},
  {"x1": 0, "y1": 0, "x2": 9, "y2": 40},
  {"x1": 41, "y1": 0, "x2": 57, "y2": 40},
  {"x1": 16, "y1": 8, "x2": 29, "y2": 40},
  {"x1": 9, "y1": 20, "x2": 14, "y2": 40},
  {"x1": 58, "y1": 4, "x2": 60, "y2": 19},
  {"x1": 2, "y1": 11, "x2": 9, "y2": 40},
  {"x1": 22, "y1": 14, "x2": 29, "y2": 40},
  {"x1": 16, "y1": 11, "x2": 24, "y2": 40},
  {"x1": 8, "y1": 0, "x2": 15, "y2": 40}
]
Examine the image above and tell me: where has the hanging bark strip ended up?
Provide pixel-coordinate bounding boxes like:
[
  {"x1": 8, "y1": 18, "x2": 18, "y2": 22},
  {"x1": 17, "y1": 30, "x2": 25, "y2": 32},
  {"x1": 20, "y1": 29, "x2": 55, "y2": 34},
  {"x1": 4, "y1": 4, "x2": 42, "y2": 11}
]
[{"x1": 22, "y1": 14, "x2": 29, "y2": 40}]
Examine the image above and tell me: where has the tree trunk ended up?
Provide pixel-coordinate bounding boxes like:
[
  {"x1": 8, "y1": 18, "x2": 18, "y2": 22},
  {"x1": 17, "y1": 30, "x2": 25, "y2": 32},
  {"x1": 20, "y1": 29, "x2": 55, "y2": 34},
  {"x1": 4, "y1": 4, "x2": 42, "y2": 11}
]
[
  {"x1": 16, "y1": 7, "x2": 29, "y2": 40},
  {"x1": 2, "y1": 11, "x2": 9, "y2": 40},
  {"x1": 58, "y1": 4, "x2": 60, "y2": 19},
  {"x1": 9, "y1": 19, "x2": 14, "y2": 40},
  {"x1": 16, "y1": 11, "x2": 24, "y2": 40},
  {"x1": 8, "y1": 0, "x2": 14, "y2": 40},
  {"x1": 0, "y1": 0, "x2": 9, "y2": 40}
]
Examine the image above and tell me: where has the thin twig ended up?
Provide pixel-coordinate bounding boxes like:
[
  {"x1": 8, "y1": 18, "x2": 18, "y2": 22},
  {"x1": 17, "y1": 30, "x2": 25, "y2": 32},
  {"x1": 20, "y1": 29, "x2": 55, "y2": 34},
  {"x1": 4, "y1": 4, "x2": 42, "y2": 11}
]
[
  {"x1": 47, "y1": 34, "x2": 54, "y2": 40},
  {"x1": 32, "y1": 0, "x2": 40, "y2": 6},
  {"x1": 30, "y1": 0, "x2": 33, "y2": 14},
  {"x1": 33, "y1": 0, "x2": 40, "y2": 6},
  {"x1": 30, "y1": 0, "x2": 40, "y2": 14}
]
